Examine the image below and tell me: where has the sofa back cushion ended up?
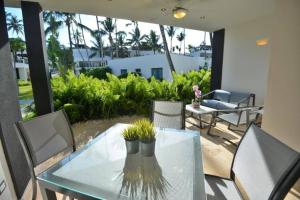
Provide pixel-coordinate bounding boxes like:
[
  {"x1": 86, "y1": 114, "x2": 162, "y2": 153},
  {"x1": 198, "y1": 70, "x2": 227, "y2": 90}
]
[
  {"x1": 229, "y1": 92, "x2": 251, "y2": 105},
  {"x1": 213, "y1": 90, "x2": 231, "y2": 102}
]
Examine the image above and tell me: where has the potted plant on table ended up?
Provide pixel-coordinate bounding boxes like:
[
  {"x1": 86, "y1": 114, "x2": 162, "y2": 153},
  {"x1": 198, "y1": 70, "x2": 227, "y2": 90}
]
[
  {"x1": 192, "y1": 85, "x2": 202, "y2": 108},
  {"x1": 122, "y1": 126, "x2": 139, "y2": 154},
  {"x1": 135, "y1": 119, "x2": 156, "y2": 157}
]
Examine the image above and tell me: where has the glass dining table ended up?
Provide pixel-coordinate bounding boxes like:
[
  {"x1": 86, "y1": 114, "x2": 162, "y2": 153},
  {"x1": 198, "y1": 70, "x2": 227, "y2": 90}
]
[{"x1": 37, "y1": 123, "x2": 206, "y2": 200}]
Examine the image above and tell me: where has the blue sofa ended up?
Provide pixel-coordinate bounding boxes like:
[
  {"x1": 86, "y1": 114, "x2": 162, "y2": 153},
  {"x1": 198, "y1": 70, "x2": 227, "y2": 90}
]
[{"x1": 201, "y1": 90, "x2": 255, "y2": 110}]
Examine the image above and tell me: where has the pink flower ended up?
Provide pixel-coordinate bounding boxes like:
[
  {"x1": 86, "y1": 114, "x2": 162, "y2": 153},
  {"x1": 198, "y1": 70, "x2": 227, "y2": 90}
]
[
  {"x1": 195, "y1": 90, "x2": 202, "y2": 98},
  {"x1": 192, "y1": 85, "x2": 199, "y2": 92}
]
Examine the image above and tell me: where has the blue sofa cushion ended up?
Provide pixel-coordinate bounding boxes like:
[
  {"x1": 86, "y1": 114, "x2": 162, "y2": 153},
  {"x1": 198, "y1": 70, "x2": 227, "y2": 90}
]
[
  {"x1": 202, "y1": 100, "x2": 237, "y2": 110},
  {"x1": 213, "y1": 90, "x2": 231, "y2": 102},
  {"x1": 202, "y1": 99, "x2": 219, "y2": 108},
  {"x1": 216, "y1": 102, "x2": 237, "y2": 110},
  {"x1": 230, "y1": 92, "x2": 251, "y2": 105}
]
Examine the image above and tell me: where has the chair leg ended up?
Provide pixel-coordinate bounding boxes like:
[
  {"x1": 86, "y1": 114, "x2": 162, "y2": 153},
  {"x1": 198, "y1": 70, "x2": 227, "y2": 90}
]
[
  {"x1": 228, "y1": 124, "x2": 245, "y2": 133},
  {"x1": 32, "y1": 177, "x2": 37, "y2": 200},
  {"x1": 199, "y1": 115, "x2": 203, "y2": 129},
  {"x1": 207, "y1": 113, "x2": 218, "y2": 137}
]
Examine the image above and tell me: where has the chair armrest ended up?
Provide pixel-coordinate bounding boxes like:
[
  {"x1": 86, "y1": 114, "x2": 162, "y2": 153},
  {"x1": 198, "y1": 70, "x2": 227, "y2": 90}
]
[
  {"x1": 201, "y1": 90, "x2": 215, "y2": 98},
  {"x1": 214, "y1": 107, "x2": 252, "y2": 114},
  {"x1": 236, "y1": 94, "x2": 256, "y2": 107}
]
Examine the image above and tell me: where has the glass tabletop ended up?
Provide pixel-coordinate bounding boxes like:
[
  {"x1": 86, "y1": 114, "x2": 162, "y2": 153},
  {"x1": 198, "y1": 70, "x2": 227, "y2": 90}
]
[{"x1": 38, "y1": 123, "x2": 206, "y2": 200}]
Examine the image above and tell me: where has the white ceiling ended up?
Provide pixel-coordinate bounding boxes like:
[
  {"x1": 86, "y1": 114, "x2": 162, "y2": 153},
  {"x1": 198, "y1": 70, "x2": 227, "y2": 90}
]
[{"x1": 5, "y1": 0, "x2": 275, "y2": 32}]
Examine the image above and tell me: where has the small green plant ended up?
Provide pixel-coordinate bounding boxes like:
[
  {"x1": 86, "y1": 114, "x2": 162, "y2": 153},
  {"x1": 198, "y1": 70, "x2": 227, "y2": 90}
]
[
  {"x1": 122, "y1": 126, "x2": 139, "y2": 141},
  {"x1": 134, "y1": 119, "x2": 155, "y2": 143},
  {"x1": 18, "y1": 80, "x2": 31, "y2": 86}
]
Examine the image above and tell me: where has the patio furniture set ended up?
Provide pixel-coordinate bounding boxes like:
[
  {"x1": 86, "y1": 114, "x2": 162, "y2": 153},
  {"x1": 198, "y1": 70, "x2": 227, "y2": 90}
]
[{"x1": 13, "y1": 91, "x2": 299, "y2": 200}]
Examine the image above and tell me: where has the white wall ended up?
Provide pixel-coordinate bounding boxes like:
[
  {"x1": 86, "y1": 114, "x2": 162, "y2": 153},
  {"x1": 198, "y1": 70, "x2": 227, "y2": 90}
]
[
  {"x1": 222, "y1": 17, "x2": 272, "y2": 105},
  {"x1": 108, "y1": 54, "x2": 205, "y2": 81},
  {"x1": 0, "y1": 140, "x2": 17, "y2": 200},
  {"x1": 262, "y1": 0, "x2": 300, "y2": 152},
  {"x1": 15, "y1": 63, "x2": 29, "y2": 81}
]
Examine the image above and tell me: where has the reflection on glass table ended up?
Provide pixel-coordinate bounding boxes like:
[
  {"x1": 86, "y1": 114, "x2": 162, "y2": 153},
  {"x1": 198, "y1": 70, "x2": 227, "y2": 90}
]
[
  {"x1": 37, "y1": 123, "x2": 206, "y2": 200},
  {"x1": 118, "y1": 154, "x2": 171, "y2": 200}
]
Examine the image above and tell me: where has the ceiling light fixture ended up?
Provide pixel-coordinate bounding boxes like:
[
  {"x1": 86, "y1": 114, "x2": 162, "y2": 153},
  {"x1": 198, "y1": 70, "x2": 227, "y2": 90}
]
[
  {"x1": 173, "y1": 7, "x2": 187, "y2": 19},
  {"x1": 256, "y1": 38, "x2": 269, "y2": 46}
]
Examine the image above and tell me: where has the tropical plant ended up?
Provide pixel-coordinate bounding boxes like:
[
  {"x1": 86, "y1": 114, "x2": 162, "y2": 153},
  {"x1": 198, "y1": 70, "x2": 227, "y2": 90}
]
[
  {"x1": 51, "y1": 69, "x2": 211, "y2": 123},
  {"x1": 166, "y1": 26, "x2": 176, "y2": 52},
  {"x1": 6, "y1": 14, "x2": 24, "y2": 36},
  {"x1": 134, "y1": 119, "x2": 155, "y2": 143},
  {"x1": 122, "y1": 126, "x2": 139, "y2": 141},
  {"x1": 78, "y1": 14, "x2": 90, "y2": 59},
  {"x1": 101, "y1": 17, "x2": 115, "y2": 59},
  {"x1": 127, "y1": 25, "x2": 146, "y2": 56},
  {"x1": 159, "y1": 24, "x2": 175, "y2": 73},
  {"x1": 72, "y1": 29, "x2": 83, "y2": 47},
  {"x1": 84, "y1": 67, "x2": 112, "y2": 80},
  {"x1": 44, "y1": 13, "x2": 63, "y2": 37},
  {"x1": 116, "y1": 31, "x2": 128, "y2": 57},
  {"x1": 61, "y1": 12, "x2": 77, "y2": 50},
  {"x1": 176, "y1": 32, "x2": 185, "y2": 54},
  {"x1": 77, "y1": 21, "x2": 107, "y2": 60},
  {"x1": 146, "y1": 30, "x2": 161, "y2": 54},
  {"x1": 47, "y1": 35, "x2": 62, "y2": 69}
]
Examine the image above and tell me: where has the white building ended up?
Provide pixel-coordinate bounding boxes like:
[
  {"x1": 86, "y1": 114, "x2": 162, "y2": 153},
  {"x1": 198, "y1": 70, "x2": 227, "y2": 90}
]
[
  {"x1": 108, "y1": 53, "x2": 208, "y2": 81},
  {"x1": 11, "y1": 53, "x2": 30, "y2": 81},
  {"x1": 72, "y1": 48, "x2": 110, "y2": 68}
]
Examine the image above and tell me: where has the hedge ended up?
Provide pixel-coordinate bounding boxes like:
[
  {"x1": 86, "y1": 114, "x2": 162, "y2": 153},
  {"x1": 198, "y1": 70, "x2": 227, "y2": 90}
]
[{"x1": 52, "y1": 69, "x2": 211, "y2": 123}]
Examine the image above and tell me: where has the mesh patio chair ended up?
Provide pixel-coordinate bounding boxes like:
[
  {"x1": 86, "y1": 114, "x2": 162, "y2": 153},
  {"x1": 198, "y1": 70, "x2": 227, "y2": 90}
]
[
  {"x1": 207, "y1": 106, "x2": 263, "y2": 137},
  {"x1": 14, "y1": 110, "x2": 76, "y2": 200},
  {"x1": 152, "y1": 101, "x2": 185, "y2": 129},
  {"x1": 205, "y1": 123, "x2": 300, "y2": 200}
]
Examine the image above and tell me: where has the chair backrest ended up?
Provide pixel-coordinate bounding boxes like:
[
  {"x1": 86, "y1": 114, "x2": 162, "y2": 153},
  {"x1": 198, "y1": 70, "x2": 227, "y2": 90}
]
[
  {"x1": 15, "y1": 110, "x2": 75, "y2": 167},
  {"x1": 213, "y1": 90, "x2": 231, "y2": 102},
  {"x1": 231, "y1": 124, "x2": 300, "y2": 200},
  {"x1": 229, "y1": 91, "x2": 252, "y2": 105},
  {"x1": 152, "y1": 101, "x2": 185, "y2": 129}
]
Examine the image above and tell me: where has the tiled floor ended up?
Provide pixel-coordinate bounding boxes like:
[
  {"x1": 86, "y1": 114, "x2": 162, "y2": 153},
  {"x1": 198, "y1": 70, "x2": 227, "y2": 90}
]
[{"x1": 22, "y1": 115, "x2": 299, "y2": 200}]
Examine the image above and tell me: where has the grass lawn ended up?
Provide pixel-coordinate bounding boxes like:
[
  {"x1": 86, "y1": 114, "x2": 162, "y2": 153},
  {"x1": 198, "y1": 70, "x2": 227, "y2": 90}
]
[{"x1": 19, "y1": 84, "x2": 33, "y2": 100}]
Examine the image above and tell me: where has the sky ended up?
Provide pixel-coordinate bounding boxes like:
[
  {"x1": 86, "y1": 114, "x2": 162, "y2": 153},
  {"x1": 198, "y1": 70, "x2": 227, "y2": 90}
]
[{"x1": 5, "y1": 7, "x2": 210, "y2": 53}]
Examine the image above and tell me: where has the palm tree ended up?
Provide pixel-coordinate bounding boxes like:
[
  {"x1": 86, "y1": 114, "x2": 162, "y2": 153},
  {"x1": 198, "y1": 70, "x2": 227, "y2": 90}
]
[
  {"x1": 166, "y1": 26, "x2": 176, "y2": 52},
  {"x1": 114, "y1": 19, "x2": 119, "y2": 58},
  {"x1": 44, "y1": 15, "x2": 63, "y2": 37},
  {"x1": 176, "y1": 32, "x2": 185, "y2": 54},
  {"x1": 72, "y1": 29, "x2": 83, "y2": 47},
  {"x1": 146, "y1": 30, "x2": 161, "y2": 54},
  {"x1": 78, "y1": 18, "x2": 107, "y2": 61},
  {"x1": 72, "y1": 29, "x2": 86, "y2": 62},
  {"x1": 127, "y1": 25, "x2": 146, "y2": 56},
  {"x1": 116, "y1": 31, "x2": 127, "y2": 57},
  {"x1": 159, "y1": 24, "x2": 175, "y2": 73},
  {"x1": 78, "y1": 14, "x2": 89, "y2": 60},
  {"x1": 183, "y1": 28, "x2": 186, "y2": 55},
  {"x1": 61, "y1": 12, "x2": 77, "y2": 50},
  {"x1": 96, "y1": 16, "x2": 106, "y2": 61},
  {"x1": 101, "y1": 17, "x2": 115, "y2": 59},
  {"x1": 6, "y1": 15, "x2": 24, "y2": 36}
]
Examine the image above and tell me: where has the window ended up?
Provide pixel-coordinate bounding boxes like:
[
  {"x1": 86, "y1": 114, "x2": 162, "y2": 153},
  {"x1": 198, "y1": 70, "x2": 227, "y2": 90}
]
[
  {"x1": 151, "y1": 68, "x2": 163, "y2": 80},
  {"x1": 135, "y1": 68, "x2": 141, "y2": 75},
  {"x1": 121, "y1": 69, "x2": 127, "y2": 75}
]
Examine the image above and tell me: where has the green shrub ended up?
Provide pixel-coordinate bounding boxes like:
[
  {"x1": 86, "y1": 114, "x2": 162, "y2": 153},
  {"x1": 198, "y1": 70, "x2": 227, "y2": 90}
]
[
  {"x1": 84, "y1": 67, "x2": 112, "y2": 80},
  {"x1": 23, "y1": 112, "x2": 37, "y2": 121},
  {"x1": 18, "y1": 80, "x2": 31, "y2": 86},
  {"x1": 51, "y1": 69, "x2": 211, "y2": 123},
  {"x1": 62, "y1": 103, "x2": 84, "y2": 123}
]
